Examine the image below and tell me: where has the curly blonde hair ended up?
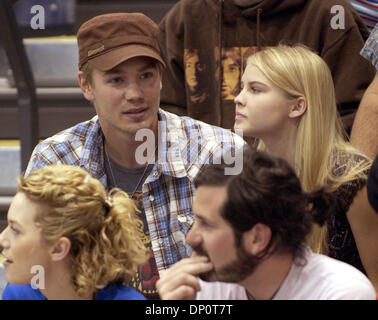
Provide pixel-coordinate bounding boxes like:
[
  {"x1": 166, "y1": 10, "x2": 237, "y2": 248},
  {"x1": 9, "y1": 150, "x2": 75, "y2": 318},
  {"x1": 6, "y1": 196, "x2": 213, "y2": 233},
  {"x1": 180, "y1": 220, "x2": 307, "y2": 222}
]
[{"x1": 18, "y1": 165, "x2": 148, "y2": 298}]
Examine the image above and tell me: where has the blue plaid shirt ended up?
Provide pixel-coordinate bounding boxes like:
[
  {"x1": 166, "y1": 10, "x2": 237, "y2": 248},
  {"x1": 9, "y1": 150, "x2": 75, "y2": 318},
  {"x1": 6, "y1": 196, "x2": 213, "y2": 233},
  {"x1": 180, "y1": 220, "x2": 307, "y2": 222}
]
[
  {"x1": 26, "y1": 109, "x2": 246, "y2": 272},
  {"x1": 361, "y1": 22, "x2": 378, "y2": 70}
]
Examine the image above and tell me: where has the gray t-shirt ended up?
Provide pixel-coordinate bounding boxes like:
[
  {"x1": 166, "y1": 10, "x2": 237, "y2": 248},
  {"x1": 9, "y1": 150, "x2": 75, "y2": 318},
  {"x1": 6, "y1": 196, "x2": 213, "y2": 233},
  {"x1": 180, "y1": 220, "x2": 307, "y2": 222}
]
[
  {"x1": 104, "y1": 155, "x2": 154, "y2": 194},
  {"x1": 103, "y1": 154, "x2": 160, "y2": 300}
]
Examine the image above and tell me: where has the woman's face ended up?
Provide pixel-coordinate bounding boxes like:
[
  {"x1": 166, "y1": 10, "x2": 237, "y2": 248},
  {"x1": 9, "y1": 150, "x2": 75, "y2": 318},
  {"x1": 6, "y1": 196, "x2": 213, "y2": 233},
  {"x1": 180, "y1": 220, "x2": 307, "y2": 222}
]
[
  {"x1": 0, "y1": 192, "x2": 53, "y2": 285},
  {"x1": 234, "y1": 64, "x2": 293, "y2": 140}
]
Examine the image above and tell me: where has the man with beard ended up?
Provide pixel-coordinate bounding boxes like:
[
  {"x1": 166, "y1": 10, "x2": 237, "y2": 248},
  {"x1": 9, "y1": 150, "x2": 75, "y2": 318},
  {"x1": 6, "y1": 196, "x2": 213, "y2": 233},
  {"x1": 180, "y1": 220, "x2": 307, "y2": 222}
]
[{"x1": 156, "y1": 150, "x2": 376, "y2": 300}]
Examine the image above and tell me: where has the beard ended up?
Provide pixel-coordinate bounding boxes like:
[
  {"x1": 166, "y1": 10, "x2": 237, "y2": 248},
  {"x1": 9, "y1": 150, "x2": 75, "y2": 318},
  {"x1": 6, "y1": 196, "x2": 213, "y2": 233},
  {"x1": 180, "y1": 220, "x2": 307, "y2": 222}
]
[{"x1": 192, "y1": 243, "x2": 261, "y2": 283}]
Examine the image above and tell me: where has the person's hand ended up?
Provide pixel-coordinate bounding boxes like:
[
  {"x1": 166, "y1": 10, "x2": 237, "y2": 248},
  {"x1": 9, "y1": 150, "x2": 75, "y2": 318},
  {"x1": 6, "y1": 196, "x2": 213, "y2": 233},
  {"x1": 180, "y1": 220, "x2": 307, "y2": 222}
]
[{"x1": 156, "y1": 256, "x2": 213, "y2": 300}]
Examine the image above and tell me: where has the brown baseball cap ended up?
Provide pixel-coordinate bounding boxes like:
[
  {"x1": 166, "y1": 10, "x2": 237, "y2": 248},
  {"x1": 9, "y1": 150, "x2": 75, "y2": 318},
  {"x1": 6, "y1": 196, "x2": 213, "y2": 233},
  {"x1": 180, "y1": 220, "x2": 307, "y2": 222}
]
[{"x1": 77, "y1": 12, "x2": 166, "y2": 71}]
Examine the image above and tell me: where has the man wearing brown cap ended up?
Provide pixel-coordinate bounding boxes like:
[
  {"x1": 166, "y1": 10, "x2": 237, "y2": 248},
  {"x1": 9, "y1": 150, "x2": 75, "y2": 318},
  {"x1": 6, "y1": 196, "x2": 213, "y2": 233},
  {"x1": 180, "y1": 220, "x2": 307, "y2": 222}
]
[{"x1": 24, "y1": 13, "x2": 245, "y2": 299}]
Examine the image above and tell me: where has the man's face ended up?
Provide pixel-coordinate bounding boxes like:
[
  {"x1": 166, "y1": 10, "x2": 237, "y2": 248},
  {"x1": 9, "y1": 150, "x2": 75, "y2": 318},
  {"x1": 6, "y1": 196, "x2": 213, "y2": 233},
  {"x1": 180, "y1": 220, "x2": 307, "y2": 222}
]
[
  {"x1": 184, "y1": 51, "x2": 200, "y2": 90},
  {"x1": 80, "y1": 56, "x2": 162, "y2": 138},
  {"x1": 221, "y1": 51, "x2": 240, "y2": 100},
  {"x1": 187, "y1": 185, "x2": 259, "y2": 283}
]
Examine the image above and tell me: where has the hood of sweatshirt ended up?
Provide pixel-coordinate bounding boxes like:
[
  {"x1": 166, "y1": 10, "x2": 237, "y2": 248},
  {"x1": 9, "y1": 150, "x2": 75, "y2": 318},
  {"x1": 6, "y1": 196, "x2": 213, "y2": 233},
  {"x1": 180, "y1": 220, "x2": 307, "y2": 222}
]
[
  {"x1": 208, "y1": 0, "x2": 306, "y2": 23},
  {"x1": 159, "y1": 0, "x2": 375, "y2": 130},
  {"x1": 207, "y1": 0, "x2": 307, "y2": 52}
]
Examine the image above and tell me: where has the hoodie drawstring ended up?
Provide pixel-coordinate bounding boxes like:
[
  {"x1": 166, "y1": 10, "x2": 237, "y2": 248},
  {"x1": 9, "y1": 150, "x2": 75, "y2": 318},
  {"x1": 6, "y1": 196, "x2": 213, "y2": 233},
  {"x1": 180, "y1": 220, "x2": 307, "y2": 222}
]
[
  {"x1": 256, "y1": 8, "x2": 262, "y2": 51},
  {"x1": 218, "y1": 0, "x2": 224, "y2": 125}
]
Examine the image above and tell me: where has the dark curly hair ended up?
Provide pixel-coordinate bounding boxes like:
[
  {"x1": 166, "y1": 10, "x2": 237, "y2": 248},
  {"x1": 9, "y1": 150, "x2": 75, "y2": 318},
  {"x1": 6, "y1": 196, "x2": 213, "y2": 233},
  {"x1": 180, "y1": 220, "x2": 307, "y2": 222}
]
[{"x1": 194, "y1": 149, "x2": 334, "y2": 259}]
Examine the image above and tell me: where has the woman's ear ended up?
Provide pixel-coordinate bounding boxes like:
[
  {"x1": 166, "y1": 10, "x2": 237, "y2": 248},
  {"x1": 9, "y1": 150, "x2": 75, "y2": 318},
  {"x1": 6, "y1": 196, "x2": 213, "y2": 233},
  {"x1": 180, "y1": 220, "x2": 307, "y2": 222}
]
[
  {"x1": 243, "y1": 223, "x2": 272, "y2": 256},
  {"x1": 288, "y1": 97, "x2": 307, "y2": 119},
  {"x1": 49, "y1": 237, "x2": 71, "y2": 262}
]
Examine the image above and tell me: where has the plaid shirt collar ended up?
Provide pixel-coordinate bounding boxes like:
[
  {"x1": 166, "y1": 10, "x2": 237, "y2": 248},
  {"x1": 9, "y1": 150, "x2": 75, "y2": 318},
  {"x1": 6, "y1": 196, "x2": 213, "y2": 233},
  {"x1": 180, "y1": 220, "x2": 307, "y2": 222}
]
[
  {"x1": 79, "y1": 118, "x2": 107, "y2": 184},
  {"x1": 81, "y1": 109, "x2": 188, "y2": 184}
]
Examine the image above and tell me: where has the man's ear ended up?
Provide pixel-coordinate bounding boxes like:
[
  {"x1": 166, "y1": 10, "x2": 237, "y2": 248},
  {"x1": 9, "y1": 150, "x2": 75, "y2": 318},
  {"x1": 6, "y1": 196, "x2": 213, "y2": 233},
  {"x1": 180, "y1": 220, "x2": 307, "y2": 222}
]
[
  {"x1": 78, "y1": 71, "x2": 94, "y2": 102},
  {"x1": 243, "y1": 223, "x2": 272, "y2": 256},
  {"x1": 288, "y1": 97, "x2": 307, "y2": 119},
  {"x1": 49, "y1": 237, "x2": 71, "y2": 262}
]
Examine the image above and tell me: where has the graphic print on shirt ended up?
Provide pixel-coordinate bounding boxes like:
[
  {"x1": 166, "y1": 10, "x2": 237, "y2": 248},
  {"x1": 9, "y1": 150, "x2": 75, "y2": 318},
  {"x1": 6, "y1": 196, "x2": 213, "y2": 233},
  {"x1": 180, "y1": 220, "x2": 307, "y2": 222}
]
[
  {"x1": 184, "y1": 46, "x2": 269, "y2": 102},
  {"x1": 128, "y1": 192, "x2": 160, "y2": 300},
  {"x1": 184, "y1": 48, "x2": 209, "y2": 103},
  {"x1": 221, "y1": 47, "x2": 241, "y2": 100}
]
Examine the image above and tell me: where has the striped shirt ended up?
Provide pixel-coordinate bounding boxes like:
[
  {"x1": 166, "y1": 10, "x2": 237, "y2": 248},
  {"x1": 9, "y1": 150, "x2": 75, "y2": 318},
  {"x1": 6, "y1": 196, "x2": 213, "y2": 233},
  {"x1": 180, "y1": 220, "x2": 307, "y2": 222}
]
[
  {"x1": 360, "y1": 22, "x2": 378, "y2": 69},
  {"x1": 350, "y1": 0, "x2": 378, "y2": 32},
  {"x1": 25, "y1": 109, "x2": 246, "y2": 272}
]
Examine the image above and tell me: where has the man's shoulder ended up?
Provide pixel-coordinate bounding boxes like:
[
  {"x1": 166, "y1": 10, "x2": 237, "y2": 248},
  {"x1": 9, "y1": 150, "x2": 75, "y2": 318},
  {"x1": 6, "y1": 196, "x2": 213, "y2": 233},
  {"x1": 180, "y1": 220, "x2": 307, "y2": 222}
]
[
  {"x1": 304, "y1": 0, "x2": 358, "y2": 11},
  {"x1": 160, "y1": 0, "x2": 216, "y2": 28},
  {"x1": 163, "y1": 0, "x2": 213, "y2": 15},
  {"x1": 301, "y1": 0, "x2": 366, "y2": 27},
  {"x1": 160, "y1": 109, "x2": 245, "y2": 145},
  {"x1": 159, "y1": 110, "x2": 246, "y2": 177},
  {"x1": 25, "y1": 117, "x2": 100, "y2": 175},
  {"x1": 34, "y1": 117, "x2": 98, "y2": 153},
  {"x1": 294, "y1": 249, "x2": 376, "y2": 299}
]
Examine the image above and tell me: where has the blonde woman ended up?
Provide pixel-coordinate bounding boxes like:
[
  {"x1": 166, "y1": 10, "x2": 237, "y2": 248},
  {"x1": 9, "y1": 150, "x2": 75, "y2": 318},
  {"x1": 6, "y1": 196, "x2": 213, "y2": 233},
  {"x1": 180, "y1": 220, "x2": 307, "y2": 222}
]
[
  {"x1": 0, "y1": 165, "x2": 148, "y2": 300},
  {"x1": 234, "y1": 45, "x2": 378, "y2": 289}
]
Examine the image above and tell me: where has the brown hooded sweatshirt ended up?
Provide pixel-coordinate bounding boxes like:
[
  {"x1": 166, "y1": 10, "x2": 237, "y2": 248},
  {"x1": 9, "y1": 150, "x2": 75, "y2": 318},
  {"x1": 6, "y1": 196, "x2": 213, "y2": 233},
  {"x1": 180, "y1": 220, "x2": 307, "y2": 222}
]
[{"x1": 158, "y1": 0, "x2": 375, "y2": 131}]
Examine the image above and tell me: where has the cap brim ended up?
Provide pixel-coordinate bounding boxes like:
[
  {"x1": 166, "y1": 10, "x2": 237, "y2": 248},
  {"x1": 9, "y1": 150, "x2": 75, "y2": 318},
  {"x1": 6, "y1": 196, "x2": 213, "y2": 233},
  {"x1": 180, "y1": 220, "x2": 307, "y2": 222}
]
[{"x1": 88, "y1": 44, "x2": 166, "y2": 71}]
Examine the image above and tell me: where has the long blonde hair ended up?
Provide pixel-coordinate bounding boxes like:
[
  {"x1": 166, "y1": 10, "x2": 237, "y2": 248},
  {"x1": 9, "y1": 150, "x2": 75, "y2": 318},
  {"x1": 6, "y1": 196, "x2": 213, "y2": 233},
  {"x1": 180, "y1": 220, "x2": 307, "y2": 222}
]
[
  {"x1": 18, "y1": 165, "x2": 148, "y2": 298},
  {"x1": 246, "y1": 45, "x2": 371, "y2": 253}
]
